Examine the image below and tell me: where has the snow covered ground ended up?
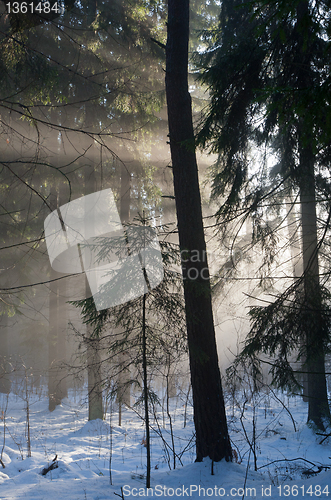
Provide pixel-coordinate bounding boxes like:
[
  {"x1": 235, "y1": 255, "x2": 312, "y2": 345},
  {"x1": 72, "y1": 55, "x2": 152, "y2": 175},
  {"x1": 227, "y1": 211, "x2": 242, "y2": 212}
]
[{"x1": 0, "y1": 387, "x2": 330, "y2": 499}]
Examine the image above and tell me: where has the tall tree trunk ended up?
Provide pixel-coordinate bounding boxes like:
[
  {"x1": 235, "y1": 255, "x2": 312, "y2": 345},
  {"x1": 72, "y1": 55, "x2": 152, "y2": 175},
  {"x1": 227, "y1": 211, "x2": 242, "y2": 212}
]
[
  {"x1": 49, "y1": 267, "x2": 60, "y2": 411},
  {"x1": 299, "y1": 142, "x2": 330, "y2": 429},
  {"x1": 117, "y1": 164, "x2": 131, "y2": 423},
  {"x1": 0, "y1": 313, "x2": 11, "y2": 394},
  {"x1": 295, "y1": 0, "x2": 330, "y2": 429},
  {"x1": 86, "y1": 281, "x2": 104, "y2": 420},
  {"x1": 48, "y1": 185, "x2": 68, "y2": 411},
  {"x1": 84, "y1": 155, "x2": 104, "y2": 421},
  {"x1": 57, "y1": 278, "x2": 68, "y2": 401},
  {"x1": 165, "y1": 0, "x2": 231, "y2": 462}
]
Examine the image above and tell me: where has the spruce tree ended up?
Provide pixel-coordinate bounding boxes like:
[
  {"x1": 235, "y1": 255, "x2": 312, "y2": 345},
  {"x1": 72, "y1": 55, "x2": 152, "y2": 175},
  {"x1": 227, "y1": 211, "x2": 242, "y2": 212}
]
[{"x1": 197, "y1": 0, "x2": 331, "y2": 429}]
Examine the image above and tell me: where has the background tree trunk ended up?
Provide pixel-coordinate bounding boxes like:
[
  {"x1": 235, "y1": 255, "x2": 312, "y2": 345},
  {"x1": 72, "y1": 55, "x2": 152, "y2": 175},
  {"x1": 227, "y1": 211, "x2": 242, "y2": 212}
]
[
  {"x1": 116, "y1": 164, "x2": 132, "y2": 424},
  {"x1": 84, "y1": 133, "x2": 104, "y2": 421},
  {"x1": 48, "y1": 185, "x2": 68, "y2": 411},
  {"x1": 285, "y1": 191, "x2": 309, "y2": 400},
  {"x1": 85, "y1": 280, "x2": 104, "y2": 421},
  {"x1": 0, "y1": 313, "x2": 11, "y2": 394},
  {"x1": 165, "y1": 0, "x2": 231, "y2": 462}
]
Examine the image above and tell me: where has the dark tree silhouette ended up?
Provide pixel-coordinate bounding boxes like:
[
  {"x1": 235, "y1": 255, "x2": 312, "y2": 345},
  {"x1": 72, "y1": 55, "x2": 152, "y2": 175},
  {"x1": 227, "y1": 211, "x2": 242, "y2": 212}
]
[{"x1": 165, "y1": 0, "x2": 232, "y2": 462}]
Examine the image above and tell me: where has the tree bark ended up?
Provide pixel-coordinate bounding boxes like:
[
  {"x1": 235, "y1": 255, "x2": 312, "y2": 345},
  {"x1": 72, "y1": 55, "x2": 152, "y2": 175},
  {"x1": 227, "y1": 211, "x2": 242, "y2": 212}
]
[
  {"x1": 295, "y1": 0, "x2": 330, "y2": 429},
  {"x1": 48, "y1": 186, "x2": 68, "y2": 411},
  {"x1": 165, "y1": 0, "x2": 232, "y2": 462},
  {"x1": 299, "y1": 141, "x2": 330, "y2": 429},
  {"x1": 84, "y1": 139, "x2": 104, "y2": 421},
  {"x1": 116, "y1": 164, "x2": 132, "y2": 423},
  {"x1": 86, "y1": 279, "x2": 104, "y2": 421},
  {"x1": 0, "y1": 313, "x2": 11, "y2": 394}
]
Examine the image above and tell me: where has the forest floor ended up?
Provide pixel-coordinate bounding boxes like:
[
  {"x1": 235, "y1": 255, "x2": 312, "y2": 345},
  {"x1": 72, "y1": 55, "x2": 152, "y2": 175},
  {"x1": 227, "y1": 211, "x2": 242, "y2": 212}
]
[{"x1": 0, "y1": 385, "x2": 330, "y2": 499}]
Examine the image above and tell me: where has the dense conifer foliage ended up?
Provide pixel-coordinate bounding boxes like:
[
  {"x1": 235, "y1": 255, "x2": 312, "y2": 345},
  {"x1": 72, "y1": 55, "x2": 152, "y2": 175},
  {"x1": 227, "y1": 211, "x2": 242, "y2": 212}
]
[{"x1": 197, "y1": 0, "x2": 331, "y2": 429}]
